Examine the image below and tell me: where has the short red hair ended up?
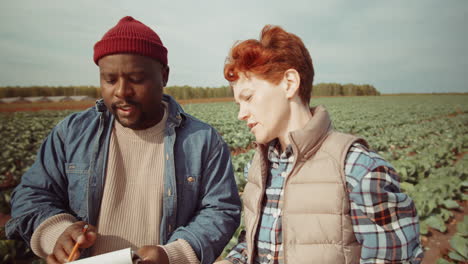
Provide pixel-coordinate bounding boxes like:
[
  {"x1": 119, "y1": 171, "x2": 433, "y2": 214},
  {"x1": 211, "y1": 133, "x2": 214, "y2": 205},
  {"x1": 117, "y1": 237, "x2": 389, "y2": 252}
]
[{"x1": 224, "y1": 25, "x2": 314, "y2": 105}]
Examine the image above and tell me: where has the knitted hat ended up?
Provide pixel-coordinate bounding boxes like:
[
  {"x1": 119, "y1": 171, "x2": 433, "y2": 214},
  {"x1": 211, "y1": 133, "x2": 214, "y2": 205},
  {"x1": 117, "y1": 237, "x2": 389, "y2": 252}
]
[{"x1": 93, "y1": 16, "x2": 168, "y2": 65}]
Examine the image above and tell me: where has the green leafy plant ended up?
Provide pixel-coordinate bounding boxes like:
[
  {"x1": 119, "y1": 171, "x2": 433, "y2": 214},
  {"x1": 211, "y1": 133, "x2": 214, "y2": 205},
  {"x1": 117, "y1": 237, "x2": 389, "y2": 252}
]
[
  {"x1": 0, "y1": 227, "x2": 41, "y2": 264},
  {"x1": 0, "y1": 189, "x2": 13, "y2": 214},
  {"x1": 447, "y1": 216, "x2": 467, "y2": 262}
]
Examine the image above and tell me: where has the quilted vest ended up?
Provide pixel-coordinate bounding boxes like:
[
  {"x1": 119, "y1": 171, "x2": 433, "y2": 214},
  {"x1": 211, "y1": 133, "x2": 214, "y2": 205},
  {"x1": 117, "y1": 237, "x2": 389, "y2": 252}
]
[{"x1": 242, "y1": 105, "x2": 368, "y2": 264}]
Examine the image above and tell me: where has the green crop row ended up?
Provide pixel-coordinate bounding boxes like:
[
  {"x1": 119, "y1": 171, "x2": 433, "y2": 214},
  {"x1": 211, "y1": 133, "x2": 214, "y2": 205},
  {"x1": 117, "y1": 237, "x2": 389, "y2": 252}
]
[{"x1": 0, "y1": 94, "x2": 467, "y2": 262}]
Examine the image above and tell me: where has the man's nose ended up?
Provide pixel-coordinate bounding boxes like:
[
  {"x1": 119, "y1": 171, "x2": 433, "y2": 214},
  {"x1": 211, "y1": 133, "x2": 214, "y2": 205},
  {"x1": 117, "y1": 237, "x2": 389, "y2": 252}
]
[{"x1": 115, "y1": 78, "x2": 134, "y2": 98}]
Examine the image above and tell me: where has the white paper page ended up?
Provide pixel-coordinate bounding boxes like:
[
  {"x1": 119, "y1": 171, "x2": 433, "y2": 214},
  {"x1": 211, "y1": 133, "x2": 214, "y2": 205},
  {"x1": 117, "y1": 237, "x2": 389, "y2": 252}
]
[{"x1": 70, "y1": 248, "x2": 140, "y2": 264}]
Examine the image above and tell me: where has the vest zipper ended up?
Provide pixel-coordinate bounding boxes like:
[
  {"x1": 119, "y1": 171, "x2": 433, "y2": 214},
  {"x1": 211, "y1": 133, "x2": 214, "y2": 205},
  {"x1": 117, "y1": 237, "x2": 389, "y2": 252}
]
[{"x1": 281, "y1": 136, "x2": 302, "y2": 264}]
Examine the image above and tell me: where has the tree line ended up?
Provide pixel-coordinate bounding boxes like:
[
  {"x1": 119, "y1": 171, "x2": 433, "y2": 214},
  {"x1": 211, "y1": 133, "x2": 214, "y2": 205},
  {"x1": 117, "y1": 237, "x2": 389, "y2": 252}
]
[
  {"x1": 0, "y1": 86, "x2": 100, "y2": 98},
  {"x1": 0, "y1": 83, "x2": 380, "y2": 100},
  {"x1": 313, "y1": 83, "x2": 380, "y2": 96}
]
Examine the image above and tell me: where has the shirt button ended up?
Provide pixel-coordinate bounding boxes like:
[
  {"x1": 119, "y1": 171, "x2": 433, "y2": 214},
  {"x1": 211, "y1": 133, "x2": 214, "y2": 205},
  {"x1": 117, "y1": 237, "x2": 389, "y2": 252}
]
[
  {"x1": 267, "y1": 254, "x2": 272, "y2": 260},
  {"x1": 187, "y1": 176, "x2": 195, "y2": 182},
  {"x1": 281, "y1": 172, "x2": 287, "y2": 177}
]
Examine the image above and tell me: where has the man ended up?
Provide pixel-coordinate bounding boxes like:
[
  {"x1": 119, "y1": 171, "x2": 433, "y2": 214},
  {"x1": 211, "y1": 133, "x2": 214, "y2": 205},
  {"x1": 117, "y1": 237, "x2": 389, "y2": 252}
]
[
  {"x1": 6, "y1": 16, "x2": 241, "y2": 264},
  {"x1": 218, "y1": 25, "x2": 424, "y2": 263}
]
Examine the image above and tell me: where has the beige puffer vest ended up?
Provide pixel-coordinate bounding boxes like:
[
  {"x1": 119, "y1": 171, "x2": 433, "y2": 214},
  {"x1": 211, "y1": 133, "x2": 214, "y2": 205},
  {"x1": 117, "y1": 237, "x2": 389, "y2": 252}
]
[{"x1": 242, "y1": 106, "x2": 368, "y2": 264}]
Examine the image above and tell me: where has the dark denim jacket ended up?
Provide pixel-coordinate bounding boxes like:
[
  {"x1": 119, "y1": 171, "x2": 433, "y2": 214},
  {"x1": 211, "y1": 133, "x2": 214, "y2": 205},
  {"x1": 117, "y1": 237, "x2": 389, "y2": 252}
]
[{"x1": 6, "y1": 95, "x2": 241, "y2": 263}]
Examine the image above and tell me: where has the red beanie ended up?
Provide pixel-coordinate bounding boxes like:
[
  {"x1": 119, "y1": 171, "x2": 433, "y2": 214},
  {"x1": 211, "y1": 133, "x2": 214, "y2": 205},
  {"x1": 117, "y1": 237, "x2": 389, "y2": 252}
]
[{"x1": 93, "y1": 16, "x2": 168, "y2": 65}]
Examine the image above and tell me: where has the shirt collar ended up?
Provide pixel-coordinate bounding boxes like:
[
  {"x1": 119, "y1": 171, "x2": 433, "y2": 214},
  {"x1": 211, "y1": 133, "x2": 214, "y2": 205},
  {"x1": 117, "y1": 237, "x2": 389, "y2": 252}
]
[{"x1": 268, "y1": 138, "x2": 294, "y2": 162}]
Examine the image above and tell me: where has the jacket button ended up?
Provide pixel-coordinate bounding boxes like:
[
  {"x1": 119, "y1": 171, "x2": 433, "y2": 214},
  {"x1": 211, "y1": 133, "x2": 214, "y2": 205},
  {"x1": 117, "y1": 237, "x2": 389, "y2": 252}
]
[{"x1": 187, "y1": 177, "x2": 195, "y2": 182}]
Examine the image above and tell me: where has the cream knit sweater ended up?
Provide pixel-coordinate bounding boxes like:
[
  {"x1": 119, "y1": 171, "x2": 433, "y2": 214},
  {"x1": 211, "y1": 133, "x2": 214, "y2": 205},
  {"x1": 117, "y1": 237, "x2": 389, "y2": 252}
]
[{"x1": 30, "y1": 106, "x2": 199, "y2": 263}]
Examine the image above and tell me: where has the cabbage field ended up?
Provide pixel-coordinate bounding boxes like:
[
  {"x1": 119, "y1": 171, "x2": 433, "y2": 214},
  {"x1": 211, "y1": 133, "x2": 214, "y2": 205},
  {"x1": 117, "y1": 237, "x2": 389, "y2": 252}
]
[{"x1": 0, "y1": 94, "x2": 467, "y2": 263}]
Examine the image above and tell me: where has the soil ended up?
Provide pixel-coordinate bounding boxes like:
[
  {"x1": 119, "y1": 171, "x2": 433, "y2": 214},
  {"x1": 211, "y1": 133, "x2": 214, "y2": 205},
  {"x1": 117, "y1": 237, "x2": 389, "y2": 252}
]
[
  {"x1": 231, "y1": 143, "x2": 256, "y2": 156},
  {"x1": 454, "y1": 152, "x2": 467, "y2": 164},
  {"x1": 421, "y1": 200, "x2": 467, "y2": 264},
  {"x1": 0, "y1": 213, "x2": 11, "y2": 228}
]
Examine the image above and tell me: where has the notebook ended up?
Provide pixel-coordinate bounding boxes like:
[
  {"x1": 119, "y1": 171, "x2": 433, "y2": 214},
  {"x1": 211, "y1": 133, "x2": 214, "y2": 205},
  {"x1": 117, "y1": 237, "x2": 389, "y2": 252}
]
[{"x1": 69, "y1": 248, "x2": 142, "y2": 264}]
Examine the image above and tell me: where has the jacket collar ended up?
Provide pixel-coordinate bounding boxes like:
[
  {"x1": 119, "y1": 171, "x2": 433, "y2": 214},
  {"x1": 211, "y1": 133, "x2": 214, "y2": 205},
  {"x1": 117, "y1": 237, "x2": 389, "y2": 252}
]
[
  {"x1": 255, "y1": 105, "x2": 332, "y2": 162},
  {"x1": 162, "y1": 94, "x2": 184, "y2": 127},
  {"x1": 94, "y1": 94, "x2": 185, "y2": 128},
  {"x1": 288, "y1": 105, "x2": 333, "y2": 160}
]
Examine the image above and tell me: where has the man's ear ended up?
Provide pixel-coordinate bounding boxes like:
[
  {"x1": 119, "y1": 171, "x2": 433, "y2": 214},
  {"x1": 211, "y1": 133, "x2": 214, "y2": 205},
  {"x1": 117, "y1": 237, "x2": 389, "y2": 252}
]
[
  {"x1": 162, "y1": 65, "x2": 170, "y2": 87},
  {"x1": 283, "y1": 69, "x2": 300, "y2": 99}
]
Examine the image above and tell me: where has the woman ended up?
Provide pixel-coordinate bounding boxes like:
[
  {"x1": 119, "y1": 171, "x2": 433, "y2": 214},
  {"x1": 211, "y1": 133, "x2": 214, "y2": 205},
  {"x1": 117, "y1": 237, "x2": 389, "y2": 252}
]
[{"x1": 218, "y1": 25, "x2": 423, "y2": 264}]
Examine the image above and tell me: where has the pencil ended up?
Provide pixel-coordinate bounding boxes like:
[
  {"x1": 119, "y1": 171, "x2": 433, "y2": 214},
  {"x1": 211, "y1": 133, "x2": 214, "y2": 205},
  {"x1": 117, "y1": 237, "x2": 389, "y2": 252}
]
[{"x1": 67, "y1": 224, "x2": 89, "y2": 262}]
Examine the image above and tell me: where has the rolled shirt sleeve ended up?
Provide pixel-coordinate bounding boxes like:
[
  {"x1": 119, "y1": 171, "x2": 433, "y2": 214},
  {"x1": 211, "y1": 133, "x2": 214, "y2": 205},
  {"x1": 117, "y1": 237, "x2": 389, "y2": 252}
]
[
  {"x1": 224, "y1": 241, "x2": 248, "y2": 264},
  {"x1": 345, "y1": 143, "x2": 424, "y2": 264}
]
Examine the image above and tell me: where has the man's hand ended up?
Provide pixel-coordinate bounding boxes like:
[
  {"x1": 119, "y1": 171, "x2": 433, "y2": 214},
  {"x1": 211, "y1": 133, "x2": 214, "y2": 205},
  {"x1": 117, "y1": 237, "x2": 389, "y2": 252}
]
[
  {"x1": 137, "y1": 245, "x2": 169, "y2": 264},
  {"x1": 46, "y1": 221, "x2": 97, "y2": 264}
]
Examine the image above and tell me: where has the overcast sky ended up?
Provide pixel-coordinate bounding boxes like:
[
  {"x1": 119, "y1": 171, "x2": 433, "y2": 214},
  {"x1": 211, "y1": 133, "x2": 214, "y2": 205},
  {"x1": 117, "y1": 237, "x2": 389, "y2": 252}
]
[{"x1": 1, "y1": 0, "x2": 467, "y2": 93}]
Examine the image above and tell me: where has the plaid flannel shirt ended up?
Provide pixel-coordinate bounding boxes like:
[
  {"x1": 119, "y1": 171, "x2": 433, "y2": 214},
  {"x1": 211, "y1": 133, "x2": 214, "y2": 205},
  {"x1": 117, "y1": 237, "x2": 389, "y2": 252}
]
[{"x1": 226, "y1": 141, "x2": 424, "y2": 264}]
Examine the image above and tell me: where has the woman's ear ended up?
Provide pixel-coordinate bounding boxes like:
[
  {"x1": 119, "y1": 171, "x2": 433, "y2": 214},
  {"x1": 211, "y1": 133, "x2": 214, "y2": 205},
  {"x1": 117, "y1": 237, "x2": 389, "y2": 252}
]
[{"x1": 283, "y1": 69, "x2": 301, "y2": 99}]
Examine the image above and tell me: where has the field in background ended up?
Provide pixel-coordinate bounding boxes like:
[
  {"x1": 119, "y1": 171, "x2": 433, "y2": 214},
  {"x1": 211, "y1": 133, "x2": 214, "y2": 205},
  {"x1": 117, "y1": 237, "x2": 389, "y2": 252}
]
[
  {"x1": 0, "y1": 82, "x2": 381, "y2": 100},
  {"x1": 0, "y1": 97, "x2": 237, "y2": 113},
  {"x1": 1, "y1": 94, "x2": 467, "y2": 263}
]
